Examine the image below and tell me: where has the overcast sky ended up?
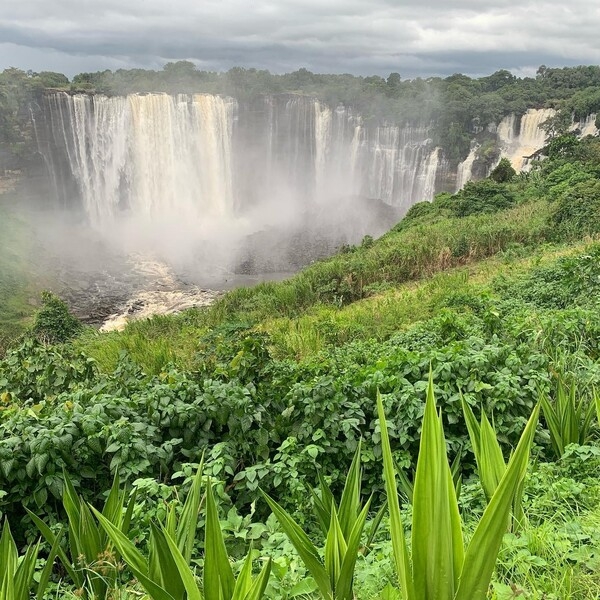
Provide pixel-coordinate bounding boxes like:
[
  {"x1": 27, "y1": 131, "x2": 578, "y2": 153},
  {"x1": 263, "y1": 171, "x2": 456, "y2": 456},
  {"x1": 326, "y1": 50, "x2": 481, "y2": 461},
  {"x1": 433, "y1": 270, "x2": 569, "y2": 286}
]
[{"x1": 1, "y1": 0, "x2": 599, "y2": 79}]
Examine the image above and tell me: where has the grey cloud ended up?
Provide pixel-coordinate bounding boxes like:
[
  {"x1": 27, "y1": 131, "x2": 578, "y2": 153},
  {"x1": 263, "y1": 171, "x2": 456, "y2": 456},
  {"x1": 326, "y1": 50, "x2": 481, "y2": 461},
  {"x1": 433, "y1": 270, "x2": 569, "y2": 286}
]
[{"x1": 0, "y1": 0, "x2": 599, "y2": 77}]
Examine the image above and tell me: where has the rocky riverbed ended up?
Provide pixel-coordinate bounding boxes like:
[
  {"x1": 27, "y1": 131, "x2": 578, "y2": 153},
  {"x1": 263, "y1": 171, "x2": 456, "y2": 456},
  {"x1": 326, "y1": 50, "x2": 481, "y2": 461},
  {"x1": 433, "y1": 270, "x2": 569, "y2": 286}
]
[{"x1": 98, "y1": 256, "x2": 222, "y2": 331}]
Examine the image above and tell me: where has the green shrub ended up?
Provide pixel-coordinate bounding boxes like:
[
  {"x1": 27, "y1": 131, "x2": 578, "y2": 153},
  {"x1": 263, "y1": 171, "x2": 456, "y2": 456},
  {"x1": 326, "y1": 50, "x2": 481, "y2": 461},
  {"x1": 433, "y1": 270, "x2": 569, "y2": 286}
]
[
  {"x1": 489, "y1": 158, "x2": 517, "y2": 183},
  {"x1": 551, "y1": 179, "x2": 600, "y2": 237},
  {"x1": 30, "y1": 291, "x2": 83, "y2": 344},
  {"x1": 452, "y1": 179, "x2": 517, "y2": 217}
]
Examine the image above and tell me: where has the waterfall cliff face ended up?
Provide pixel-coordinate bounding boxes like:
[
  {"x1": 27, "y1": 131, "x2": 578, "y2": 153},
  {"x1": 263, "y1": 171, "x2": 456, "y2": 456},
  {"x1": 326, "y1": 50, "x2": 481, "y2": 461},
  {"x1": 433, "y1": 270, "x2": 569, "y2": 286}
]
[
  {"x1": 455, "y1": 143, "x2": 479, "y2": 191},
  {"x1": 40, "y1": 95, "x2": 595, "y2": 226},
  {"x1": 454, "y1": 107, "x2": 575, "y2": 190},
  {"x1": 40, "y1": 92, "x2": 446, "y2": 227},
  {"x1": 496, "y1": 108, "x2": 556, "y2": 171},
  {"x1": 574, "y1": 114, "x2": 598, "y2": 137},
  {"x1": 41, "y1": 93, "x2": 236, "y2": 228}
]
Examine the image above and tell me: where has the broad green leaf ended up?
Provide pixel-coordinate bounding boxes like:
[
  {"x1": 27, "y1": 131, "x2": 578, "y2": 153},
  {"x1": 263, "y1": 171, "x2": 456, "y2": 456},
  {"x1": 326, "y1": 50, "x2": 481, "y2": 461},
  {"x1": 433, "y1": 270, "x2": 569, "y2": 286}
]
[
  {"x1": 26, "y1": 512, "x2": 82, "y2": 588},
  {"x1": 161, "y1": 528, "x2": 202, "y2": 600},
  {"x1": 150, "y1": 524, "x2": 186, "y2": 600},
  {"x1": 364, "y1": 499, "x2": 387, "y2": 552},
  {"x1": 204, "y1": 481, "x2": 235, "y2": 600},
  {"x1": 455, "y1": 403, "x2": 539, "y2": 600},
  {"x1": 1, "y1": 521, "x2": 18, "y2": 594},
  {"x1": 243, "y1": 558, "x2": 272, "y2": 600},
  {"x1": 36, "y1": 528, "x2": 64, "y2": 600},
  {"x1": 324, "y1": 505, "x2": 345, "y2": 593},
  {"x1": 411, "y1": 376, "x2": 460, "y2": 600},
  {"x1": 460, "y1": 396, "x2": 481, "y2": 458},
  {"x1": 232, "y1": 551, "x2": 254, "y2": 600},
  {"x1": 478, "y1": 412, "x2": 506, "y2": 500},
  {"x1": 13, "y1": 540, "x2": 40, "y2": 600},
  {"x1": 540, "y1": 393, "x2": 563, "y2": 457},
  {"x1": 376, "y1": 390, "x2": 414, "y2": 600},
  {"x1": 19, "y1": 545, "x2": 39, "y2": 594},
  {"x1": 177, "y1": 457, "x2": 205, "y2": 564},
  {"x1": 336, "y1": 499, "x2": 371, "y2": 600},
  {"x1": 338, "y1": 441, "x2": 362, "y2": 540},
  {"x1": 261, "y1": 490, "x2": 331, "y2": 600},
  {"x1": 311, "y1": 473, "x2": 334, "y2": 536},
  {"x1": 92, "y1": 508, "x2": 177, "y2": 600},
  {"x1": 102, "y1": 471, "x2": 122, "y2": 525},
  {"x1": 91, "y1": 508, "x2": 149, "y2": 576}
]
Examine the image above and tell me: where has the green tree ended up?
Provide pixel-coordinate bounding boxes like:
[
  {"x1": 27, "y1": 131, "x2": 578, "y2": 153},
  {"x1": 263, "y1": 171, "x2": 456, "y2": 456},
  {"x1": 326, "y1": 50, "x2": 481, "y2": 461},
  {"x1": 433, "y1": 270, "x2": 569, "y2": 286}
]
[
  {"x1": 489, "y1": 158, "x2": 517, "y2": 183},
  {"x1": 30, "y1": 291, "x2": 83, "y2": 344}
]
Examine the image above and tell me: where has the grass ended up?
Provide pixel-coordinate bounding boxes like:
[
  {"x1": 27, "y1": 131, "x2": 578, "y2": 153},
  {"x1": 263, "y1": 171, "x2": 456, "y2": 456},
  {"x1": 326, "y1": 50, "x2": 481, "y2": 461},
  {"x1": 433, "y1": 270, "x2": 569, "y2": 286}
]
[
  {"x1": 260, "y1": 240, "x2": 593, "y2": 360},
  {"x1": 210, "y1": 200, "x2": 553, "y2": 325},
  {"x1": 75, "y1": 313, "x2": 210, "y2": 373}
]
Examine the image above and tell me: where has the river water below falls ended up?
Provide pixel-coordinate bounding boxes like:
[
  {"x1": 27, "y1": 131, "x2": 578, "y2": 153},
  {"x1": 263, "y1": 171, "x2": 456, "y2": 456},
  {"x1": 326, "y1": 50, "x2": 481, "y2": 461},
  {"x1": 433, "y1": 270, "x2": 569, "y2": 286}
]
[{"x1": 98, "y1": 256, "x2": 222, "y2": 332}]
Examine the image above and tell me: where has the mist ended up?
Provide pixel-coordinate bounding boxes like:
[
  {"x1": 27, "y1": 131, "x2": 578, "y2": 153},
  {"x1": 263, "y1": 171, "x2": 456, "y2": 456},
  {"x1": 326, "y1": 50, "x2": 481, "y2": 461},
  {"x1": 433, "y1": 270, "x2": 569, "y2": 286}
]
[{"x1": 17, "y1": 89, "x2": 420, "y2": 324}]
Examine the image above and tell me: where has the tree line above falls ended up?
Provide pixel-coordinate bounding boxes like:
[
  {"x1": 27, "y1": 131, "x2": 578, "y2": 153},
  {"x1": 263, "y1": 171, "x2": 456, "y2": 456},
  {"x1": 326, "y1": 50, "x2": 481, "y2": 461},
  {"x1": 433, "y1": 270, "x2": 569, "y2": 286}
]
[{"x1": 2, "y1": 63, "x2": 600, "y2": 166}]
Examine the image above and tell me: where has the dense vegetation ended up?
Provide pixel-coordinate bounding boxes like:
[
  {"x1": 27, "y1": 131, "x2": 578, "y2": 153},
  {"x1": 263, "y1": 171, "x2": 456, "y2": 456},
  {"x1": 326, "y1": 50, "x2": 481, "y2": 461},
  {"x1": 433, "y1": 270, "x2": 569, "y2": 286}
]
[{"x1": 1, "y1": 130, "x2": 600, "y2": 597}]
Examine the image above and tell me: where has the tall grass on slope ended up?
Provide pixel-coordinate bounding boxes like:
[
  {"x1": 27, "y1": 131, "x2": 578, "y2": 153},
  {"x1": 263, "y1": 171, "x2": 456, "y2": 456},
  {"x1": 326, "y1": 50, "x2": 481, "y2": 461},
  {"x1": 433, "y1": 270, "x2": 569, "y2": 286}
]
[{"x1": 210, "y1": 201, "x2": 551, "y2": 324}]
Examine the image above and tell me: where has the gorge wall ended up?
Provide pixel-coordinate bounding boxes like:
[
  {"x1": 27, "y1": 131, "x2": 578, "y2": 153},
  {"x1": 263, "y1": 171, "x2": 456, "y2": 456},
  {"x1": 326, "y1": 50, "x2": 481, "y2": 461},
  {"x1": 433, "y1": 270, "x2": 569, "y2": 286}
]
[
  {"x1": 36, "y1": 92, "x2": 449, "y2": 228},
  {"x1": 37, "y1": 92, "x2": 599, "y2": 230}
]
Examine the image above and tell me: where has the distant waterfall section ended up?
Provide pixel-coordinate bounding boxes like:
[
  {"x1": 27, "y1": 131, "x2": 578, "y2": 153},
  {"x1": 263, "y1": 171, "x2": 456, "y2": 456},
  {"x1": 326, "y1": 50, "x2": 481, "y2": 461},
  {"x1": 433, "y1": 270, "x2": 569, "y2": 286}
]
[
  {"x1": 39, "y1": 93, "x2": 236, "y2": 228},
  {"x1": 38, "y1": 92, "x2": 447, "y2": 226},
  {"x1": 496, "y1": 108, "x2": 556, "y2": 171}
]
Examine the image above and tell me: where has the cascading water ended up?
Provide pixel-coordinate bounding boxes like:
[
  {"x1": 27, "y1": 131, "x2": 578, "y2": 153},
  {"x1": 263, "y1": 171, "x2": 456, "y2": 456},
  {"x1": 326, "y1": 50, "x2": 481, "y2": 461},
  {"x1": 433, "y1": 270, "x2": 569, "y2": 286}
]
[
  {"x1": 40, "y1": 92, "x2": 449, "y2": 228},
  {"x1": 497, "y1": 108, "x2": 556, "y2": 171},
  {"x1": 42, "y1": 92, "x2": 236, "y2": 229},
  {"x1": 574, "y1": 114, "x2": 598, "y2": 137},
  {"x1": 455, "y1": 143, "x2": 479, "y2": 191}
]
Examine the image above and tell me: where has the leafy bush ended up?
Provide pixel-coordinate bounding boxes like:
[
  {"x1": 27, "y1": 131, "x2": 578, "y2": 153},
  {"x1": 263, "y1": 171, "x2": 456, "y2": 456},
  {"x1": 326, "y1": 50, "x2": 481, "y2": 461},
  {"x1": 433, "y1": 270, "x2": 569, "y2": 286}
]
[
  {"x1": 30, "y1": 291, "x2": 83, "y2": 344},
  {"x1": 551, "y1": 179, "x2": 600, "y2": 237},
  {"x1": 489, "y1": 158, "x2": 517, "y2": 183},
  {"x1": 452, "y1": 179, "x2": 517, "y2": 217},
  {"x1": 0, "y1": 325, "x2": 553, "y2": 540},
  {"x1": 494, "y1": 244, "x2": 600, "y2": 310}
]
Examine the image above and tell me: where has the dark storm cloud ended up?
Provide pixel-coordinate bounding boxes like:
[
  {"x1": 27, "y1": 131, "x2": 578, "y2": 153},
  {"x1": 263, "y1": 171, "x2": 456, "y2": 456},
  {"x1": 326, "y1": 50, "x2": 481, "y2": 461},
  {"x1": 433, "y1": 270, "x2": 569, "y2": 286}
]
[{"x1": 0, "y1": 0, "x2": 599, "y2": 77}]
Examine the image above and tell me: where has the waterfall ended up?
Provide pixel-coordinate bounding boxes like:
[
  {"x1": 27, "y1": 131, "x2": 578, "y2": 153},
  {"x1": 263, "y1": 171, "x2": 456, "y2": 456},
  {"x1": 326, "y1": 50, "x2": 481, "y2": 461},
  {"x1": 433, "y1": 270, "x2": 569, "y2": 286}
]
[
  {"x1": 41, "y1": 92, "x2": 236, "y2": 228},
  {"x1": 361, "y1": 124, "x2": 438, "y2": 207},
  {"x1": 497, "y1": 108, "x2": 555, "y2": 171},
  {"x1": 574, "y1": 114, "x2": 598, "y2": 137},
  {"x1": 420, "y1": 147, "x2": 442, "y2": 202},
  {"x1": 314, "y1": 101, "x2": 332, "y2": 196},
  {"x1": 34, "y1": 93, "x2": 600, "y2": 232},
  {"x1": 456, "y1": 143, "x2": 479, "y2": 191},
  {"x1": 40, "y1": 92, "x2": 450, "y2": 229}
]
